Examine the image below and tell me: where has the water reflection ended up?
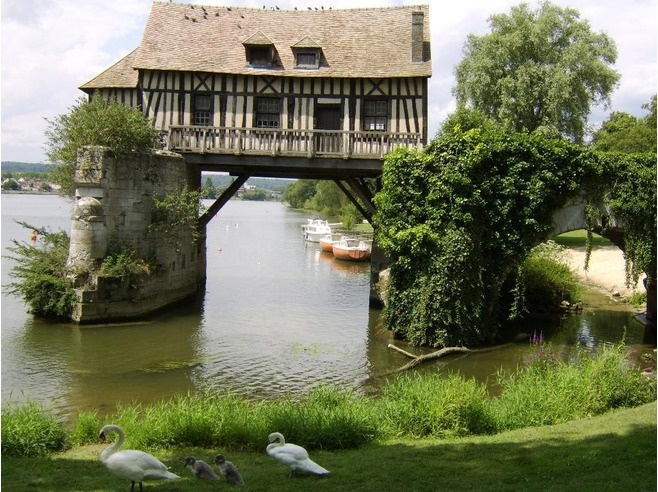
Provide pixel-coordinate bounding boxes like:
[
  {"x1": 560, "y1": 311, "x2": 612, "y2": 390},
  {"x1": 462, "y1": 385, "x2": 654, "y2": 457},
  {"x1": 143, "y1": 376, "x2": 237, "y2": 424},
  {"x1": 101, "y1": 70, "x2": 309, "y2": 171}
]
[{"x1": 1, "y1": 195, "x2": 654, "y2": 420}]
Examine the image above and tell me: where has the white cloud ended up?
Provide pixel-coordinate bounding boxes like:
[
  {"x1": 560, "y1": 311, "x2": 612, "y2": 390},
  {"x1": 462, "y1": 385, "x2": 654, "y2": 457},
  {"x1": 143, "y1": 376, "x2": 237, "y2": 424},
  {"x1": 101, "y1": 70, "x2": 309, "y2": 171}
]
[{"x1": 1, "y1": 0, "x2": 655, "y2": 162}]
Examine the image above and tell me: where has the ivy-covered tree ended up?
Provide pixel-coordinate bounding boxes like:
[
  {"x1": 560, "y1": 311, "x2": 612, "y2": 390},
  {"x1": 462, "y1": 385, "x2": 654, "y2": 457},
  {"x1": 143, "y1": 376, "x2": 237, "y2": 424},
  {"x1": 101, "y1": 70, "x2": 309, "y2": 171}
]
[
  {"x1": 44, "y1": 94, "x2": 161, "y2": 197},
  {"x1": 453, "y1": 1, "x2": 620, "y2": 144},
  {"x1": 374, "y1": 128, "x2": 591, "y2": 347},
  {"x1": 591, "y1": 95, "x2": 657, "y2": 153}
]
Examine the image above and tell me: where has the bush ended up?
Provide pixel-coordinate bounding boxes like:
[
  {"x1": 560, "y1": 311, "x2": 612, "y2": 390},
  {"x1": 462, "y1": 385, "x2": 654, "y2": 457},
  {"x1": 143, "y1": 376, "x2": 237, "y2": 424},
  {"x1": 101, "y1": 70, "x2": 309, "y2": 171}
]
[
  {"x1": 99, "y1": 249, "x2": 153, "y2": 280},
  {"x1": 516, "y1": 240, "x2": 581, "y2": 313},
  {"x1": 1, "y1": 401, "x2": 69, "y2": 457},
  {"x1": 45, "y1": 94, "x2": 161, "y2": 197},
  {"x1": 4, "y1": 224, "x2": 76, "y2": 319}
]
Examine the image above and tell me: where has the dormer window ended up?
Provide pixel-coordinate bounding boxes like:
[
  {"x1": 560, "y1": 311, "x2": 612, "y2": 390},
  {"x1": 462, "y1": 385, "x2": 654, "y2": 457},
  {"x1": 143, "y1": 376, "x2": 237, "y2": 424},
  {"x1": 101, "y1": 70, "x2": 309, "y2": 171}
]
[
  {"x1": 292, "y1": 36, "x2": 322, "y2": 70},
  {"x1": 248, "y1": 46, "x2": 272, "y2": 67},
  {"x1": 295, "y1": 51, "x2": 319, "y2": 69},
  {"x1": 243, "y1": 31, "x2": 275, "y2": 69}
]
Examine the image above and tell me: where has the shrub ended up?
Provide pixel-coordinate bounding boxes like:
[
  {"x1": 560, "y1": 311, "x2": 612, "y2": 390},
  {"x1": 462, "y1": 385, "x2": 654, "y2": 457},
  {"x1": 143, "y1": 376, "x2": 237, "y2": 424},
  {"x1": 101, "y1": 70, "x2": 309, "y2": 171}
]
[
  {"x1": 1, "y1": 401, "x2": 69, "y2": 457},
  {"x1": 99, "y1": 249, "x2": 153, "y2": 280},
  {"x1": 516, "y1": 240, "x2": 582, "y2": 313},
  {"x1": 45, "y1": 94, "x2": 161, "y2": 197},
  {"x1": 377, "y1": 373, "x2": 495, "y2": 437},
  {"x1": 4, "y1": 224, "x2": 76, "y2": 319}
]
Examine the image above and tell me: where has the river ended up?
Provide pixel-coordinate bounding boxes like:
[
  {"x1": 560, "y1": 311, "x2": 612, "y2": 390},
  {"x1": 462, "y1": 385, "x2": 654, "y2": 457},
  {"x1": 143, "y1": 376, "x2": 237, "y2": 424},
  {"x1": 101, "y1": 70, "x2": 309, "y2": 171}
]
[{"x1": 1, "y1": 194, "x2": 654, "y2": 418}]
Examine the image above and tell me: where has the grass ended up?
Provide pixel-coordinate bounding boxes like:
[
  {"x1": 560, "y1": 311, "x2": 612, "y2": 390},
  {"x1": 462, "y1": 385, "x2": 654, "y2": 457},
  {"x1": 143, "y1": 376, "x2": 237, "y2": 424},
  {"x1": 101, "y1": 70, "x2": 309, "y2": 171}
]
[
  {"x1": 2, "y1": 403, "x2": 655, "y2": 491},
  {"x1": 553, "y1": 229, "x2": 613, "y2": 248}
]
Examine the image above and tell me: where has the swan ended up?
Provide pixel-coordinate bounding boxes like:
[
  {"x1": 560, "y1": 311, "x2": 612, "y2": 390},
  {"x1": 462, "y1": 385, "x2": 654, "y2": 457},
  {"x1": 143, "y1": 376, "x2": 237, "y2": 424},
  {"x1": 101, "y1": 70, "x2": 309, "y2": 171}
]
[
  {"x1": 214, "y1": 453, "x2": 245, "y2": 485},
  {"x1": 98, "y1": 424, "x2": 179, "y2": 491},
  {"x1": 266, "y1": 432, "x2": 330, "y2": 477},
  {"x1": 184, "y1": 456, "x2": 219, "y2": 480}
]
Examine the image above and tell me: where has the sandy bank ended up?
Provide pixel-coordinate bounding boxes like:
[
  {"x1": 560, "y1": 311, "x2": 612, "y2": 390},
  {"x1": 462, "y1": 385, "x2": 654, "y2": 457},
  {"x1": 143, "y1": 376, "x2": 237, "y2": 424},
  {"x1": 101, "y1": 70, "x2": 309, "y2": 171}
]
[{"x1": 564, "y1": 246, "x2": 643, "y2": 298}]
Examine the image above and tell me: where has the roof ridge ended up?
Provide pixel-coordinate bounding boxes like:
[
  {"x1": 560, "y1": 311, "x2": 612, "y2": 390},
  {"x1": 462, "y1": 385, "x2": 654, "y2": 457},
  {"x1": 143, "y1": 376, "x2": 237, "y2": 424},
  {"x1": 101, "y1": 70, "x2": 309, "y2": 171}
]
[{"x1": 151, "y1": 1, "x2": 428, "y2": 13}]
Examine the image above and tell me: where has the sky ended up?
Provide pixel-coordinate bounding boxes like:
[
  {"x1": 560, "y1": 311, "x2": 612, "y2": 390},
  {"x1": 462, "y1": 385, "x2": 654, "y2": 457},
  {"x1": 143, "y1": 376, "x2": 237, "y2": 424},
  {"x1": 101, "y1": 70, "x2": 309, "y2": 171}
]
[{"x1": 1, "y1": 0, "x2": 656, "y2": 163}]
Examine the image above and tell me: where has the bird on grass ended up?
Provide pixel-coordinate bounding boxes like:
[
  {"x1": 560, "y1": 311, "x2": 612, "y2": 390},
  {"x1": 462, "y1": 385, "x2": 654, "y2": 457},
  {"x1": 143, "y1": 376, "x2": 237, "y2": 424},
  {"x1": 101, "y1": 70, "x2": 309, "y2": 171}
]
[
  {"x1": 266, "y1": 432, "x2": 330, "y2": 477},
  {"x1": 215, "y1": 454, "x2": 245, "y2": 485},
  {"x1": 98, "y1": 424, "x2": 179, "y2": 492},
  {"x1": 184, "y1": 456, "x2": 220, "y2": 480}
]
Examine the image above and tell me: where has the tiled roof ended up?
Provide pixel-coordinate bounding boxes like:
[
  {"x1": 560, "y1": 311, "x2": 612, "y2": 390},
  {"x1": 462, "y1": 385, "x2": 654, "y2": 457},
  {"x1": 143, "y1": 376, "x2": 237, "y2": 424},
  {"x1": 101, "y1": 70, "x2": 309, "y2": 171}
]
[
  {"x1": 292, "y1": 36, "x2": 323, "y2": 49},
  {"x1": 80, "y1": 49, "x2": 139, "y2": 90},
  {"x1": 132, "y1": 2, "x2": 431, "y2": 79}
]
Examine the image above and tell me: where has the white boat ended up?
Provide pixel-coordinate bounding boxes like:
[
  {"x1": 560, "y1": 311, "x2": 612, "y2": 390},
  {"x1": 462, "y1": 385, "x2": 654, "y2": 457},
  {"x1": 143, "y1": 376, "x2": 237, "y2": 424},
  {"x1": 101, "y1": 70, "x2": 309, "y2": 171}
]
[
  {"x1": 332, "y1": 238, "x2": 371, "y2": 262},
  {"x1": 302, "y1": 218, "x2": 332, "y2": 242}
]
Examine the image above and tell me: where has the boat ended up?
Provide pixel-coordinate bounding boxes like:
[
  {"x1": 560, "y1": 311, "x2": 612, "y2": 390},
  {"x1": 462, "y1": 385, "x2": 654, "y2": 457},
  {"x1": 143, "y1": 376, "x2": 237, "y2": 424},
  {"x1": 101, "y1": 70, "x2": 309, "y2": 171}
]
[
  {"x1": 319, "y1": 233, "x2": 343, "y2": 252},
  {"x1": 332, "y1": 238, "x2": 371, "y2": 262},
  {"x1": 301, "y1": 218, "x2": 332, "y2": 242}
]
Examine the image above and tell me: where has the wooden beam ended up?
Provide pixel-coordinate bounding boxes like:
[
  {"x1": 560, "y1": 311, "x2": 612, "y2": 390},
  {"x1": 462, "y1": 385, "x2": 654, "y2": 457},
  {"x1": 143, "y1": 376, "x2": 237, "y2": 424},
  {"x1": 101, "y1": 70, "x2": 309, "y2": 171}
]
[
  {"x1": 199, "y1": 174, "x2": 250, "y2": 227},
  {"x1": 334, "y1": 179, "x2": 374, "y2": 223}
]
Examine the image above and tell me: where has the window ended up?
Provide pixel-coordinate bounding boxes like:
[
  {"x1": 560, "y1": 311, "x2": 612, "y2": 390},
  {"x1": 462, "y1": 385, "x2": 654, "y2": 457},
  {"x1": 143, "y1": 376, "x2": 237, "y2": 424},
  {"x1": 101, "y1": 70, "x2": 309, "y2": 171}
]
[
  {"x1": 193, "y1": 94, "x2": 212, "y2": 126},
  {"x1": 295, "y1": 51, "x2": 319, "y2": 69},
  {"x1": 363, "y1": 99, "x2": 388, "y2": 131},
  {"x1": 248, "y1": 46, "x2": 272, "y2": 67},
  {"x1": 256, "y1": 97, "x2": 281, "y2": 128}
]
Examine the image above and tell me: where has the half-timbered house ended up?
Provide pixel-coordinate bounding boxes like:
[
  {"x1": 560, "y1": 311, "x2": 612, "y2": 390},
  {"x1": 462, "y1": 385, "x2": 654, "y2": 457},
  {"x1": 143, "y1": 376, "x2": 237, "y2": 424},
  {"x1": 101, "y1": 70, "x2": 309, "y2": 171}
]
[{"x1": 80, "y1": 2, "x2": 431, "y2": 219}]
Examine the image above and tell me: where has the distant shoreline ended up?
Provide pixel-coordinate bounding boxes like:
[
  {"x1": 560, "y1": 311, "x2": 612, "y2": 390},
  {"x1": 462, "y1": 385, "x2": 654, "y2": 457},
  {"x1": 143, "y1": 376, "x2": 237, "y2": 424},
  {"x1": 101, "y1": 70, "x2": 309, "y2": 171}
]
[{"x1": 1, "y1": 190, "x2": 60, "y2": 195}]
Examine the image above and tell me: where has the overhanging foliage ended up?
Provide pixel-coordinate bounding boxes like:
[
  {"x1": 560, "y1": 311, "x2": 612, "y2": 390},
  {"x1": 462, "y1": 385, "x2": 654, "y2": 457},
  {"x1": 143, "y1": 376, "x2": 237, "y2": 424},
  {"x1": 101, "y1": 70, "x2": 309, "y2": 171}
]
[{"x1": 374, "y1": 128, "x2": 656, "y2": 347}]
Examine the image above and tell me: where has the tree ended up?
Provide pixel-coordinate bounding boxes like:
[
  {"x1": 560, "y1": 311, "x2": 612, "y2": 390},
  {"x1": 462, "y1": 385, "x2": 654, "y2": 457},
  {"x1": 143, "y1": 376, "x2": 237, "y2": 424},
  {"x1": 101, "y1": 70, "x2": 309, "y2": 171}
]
[
  {"x1": 453, "y1": 1, "x2": 620, "y2": 144},
  {"x1": 201, "y1": 176, "x2": 217, "y2": 199},
  {"x1": 591, "y1": 95, "x2": 657, "y2": 153},
  {"x1": 2, "y1": 178, "x2": 21, "y2": 191},
  {"x1": 282, "y1": 179, "x2": 319, "y2": 208},
  {"x1": 44, "y1": 95, "x2": 161, "y2": 197}
]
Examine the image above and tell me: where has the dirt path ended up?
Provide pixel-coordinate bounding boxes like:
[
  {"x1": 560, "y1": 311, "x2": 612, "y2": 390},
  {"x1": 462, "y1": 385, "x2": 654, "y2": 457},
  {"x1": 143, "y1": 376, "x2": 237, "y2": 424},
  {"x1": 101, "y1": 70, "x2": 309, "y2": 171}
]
[{"x1": 564, "y1": 246, "x2": 643, "y2": 298}]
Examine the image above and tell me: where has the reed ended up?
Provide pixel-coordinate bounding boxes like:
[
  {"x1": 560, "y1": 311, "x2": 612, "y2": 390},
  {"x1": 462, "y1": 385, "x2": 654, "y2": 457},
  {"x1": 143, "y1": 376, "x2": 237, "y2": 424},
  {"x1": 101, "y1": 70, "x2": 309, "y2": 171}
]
[
  {"x1": 3, "y1": 342, "x2": 654, "y2": 457},
  {"x1": 377, "y1": 373, "x2": 496, "y2": 437},
  {"x1": 1, "y1": 400, "x2": 69, "y2": 457},
  {"x1": 492, "y1": 342, "x2": 657, "y2": 431}
]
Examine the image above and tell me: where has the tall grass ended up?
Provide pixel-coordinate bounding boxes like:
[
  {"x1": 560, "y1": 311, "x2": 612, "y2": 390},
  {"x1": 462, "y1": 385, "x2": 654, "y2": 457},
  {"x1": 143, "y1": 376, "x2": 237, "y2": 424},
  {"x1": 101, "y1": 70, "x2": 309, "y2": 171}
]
[
  {"x1": 2, "y1": 343, "x2": 655, "y2": 457},
  {"x1": 377, "y1": 373, "x2": 495, "y2": 437},
  {"x1": 492, "y1": 342, "x2": 657, "y2": 431},
  {"x1": 1, "y1": 400, "x2": 69, "y2": 457}
]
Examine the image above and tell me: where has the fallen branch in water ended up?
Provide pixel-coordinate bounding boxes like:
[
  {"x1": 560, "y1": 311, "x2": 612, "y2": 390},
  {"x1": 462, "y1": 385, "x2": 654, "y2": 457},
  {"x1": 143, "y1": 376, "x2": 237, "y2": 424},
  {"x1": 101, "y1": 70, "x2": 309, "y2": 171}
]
[{"x1": 388, "y1": 344, "x2": 472, "y2": 372}]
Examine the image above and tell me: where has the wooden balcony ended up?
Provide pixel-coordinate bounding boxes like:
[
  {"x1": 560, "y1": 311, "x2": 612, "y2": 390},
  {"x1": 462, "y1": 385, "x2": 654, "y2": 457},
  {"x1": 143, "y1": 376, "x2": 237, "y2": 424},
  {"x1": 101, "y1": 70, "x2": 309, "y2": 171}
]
[{"x1": 167, "y1": 125, "x2": 422, "y2": 160}]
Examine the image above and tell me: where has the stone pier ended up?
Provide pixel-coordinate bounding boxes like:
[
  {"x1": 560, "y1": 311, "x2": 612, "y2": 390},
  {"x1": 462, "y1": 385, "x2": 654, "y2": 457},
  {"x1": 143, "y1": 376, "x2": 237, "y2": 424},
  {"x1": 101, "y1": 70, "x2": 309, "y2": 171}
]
[{"x1": 67, "y1": 146, "x2": 204, "y2": 323}]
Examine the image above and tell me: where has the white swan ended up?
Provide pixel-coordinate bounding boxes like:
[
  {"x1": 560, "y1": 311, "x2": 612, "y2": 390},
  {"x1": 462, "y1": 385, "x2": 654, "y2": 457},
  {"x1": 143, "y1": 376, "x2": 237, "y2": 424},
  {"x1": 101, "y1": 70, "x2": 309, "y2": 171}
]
[
  {"x1": 214, "y1": 453, "x2": 245, "y2": 485},
  {"x1": 184, "y1": 455, "x2": 219, "y2": 480},
  {"x1": 266, "y1": 432, "x2": 330, "y2": 477},
  {"x1": 98, "y1": 424, "x2": 179, "y2": 491}
]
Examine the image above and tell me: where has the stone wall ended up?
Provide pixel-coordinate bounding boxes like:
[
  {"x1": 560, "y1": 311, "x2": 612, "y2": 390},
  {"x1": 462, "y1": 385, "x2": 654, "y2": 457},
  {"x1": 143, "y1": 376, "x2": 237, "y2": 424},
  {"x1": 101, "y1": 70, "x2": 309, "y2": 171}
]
[{"x1": 68, "y1": 146, "x2": 205, "y2": 323}]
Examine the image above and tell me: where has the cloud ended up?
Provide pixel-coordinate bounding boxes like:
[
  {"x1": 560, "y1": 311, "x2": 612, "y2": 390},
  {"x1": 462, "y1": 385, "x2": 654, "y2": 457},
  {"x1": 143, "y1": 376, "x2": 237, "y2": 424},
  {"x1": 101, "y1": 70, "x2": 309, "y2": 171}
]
[{"x1": 1, "y1": 0, "x2": 655, "y2": 162}]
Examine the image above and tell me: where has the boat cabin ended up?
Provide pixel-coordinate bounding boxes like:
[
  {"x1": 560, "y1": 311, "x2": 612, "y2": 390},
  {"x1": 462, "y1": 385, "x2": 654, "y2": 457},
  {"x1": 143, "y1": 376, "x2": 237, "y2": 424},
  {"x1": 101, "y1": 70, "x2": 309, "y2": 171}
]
[{"x1": 79, "y1": 2, "x2": 432, "y2": 176}]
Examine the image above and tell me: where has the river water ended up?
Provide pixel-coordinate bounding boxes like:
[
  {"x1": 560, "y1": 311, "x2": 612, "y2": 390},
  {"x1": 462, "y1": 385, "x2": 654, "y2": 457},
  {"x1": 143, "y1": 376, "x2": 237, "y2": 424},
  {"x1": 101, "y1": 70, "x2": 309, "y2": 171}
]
[{"x1": 1, "y1": 194, "x2": 654, "y2": 418}]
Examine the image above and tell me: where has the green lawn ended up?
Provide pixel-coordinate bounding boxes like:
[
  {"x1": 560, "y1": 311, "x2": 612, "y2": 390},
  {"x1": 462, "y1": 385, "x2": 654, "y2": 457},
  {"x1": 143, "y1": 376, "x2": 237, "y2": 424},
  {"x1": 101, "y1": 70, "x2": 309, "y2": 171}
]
[
  {"x1": 2, "y1": 403, "x2": 655, "y2": 491},
  {"x1": 554, "y1": 229, "x2": 614, "y2": 248}
]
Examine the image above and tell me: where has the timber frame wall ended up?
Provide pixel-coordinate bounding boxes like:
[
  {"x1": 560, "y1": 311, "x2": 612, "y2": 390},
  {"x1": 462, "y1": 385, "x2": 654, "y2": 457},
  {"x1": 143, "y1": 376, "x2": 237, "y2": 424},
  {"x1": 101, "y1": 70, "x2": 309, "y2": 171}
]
[{"x1": 94, "y1": 72, "x2": 428, "y2": 142}]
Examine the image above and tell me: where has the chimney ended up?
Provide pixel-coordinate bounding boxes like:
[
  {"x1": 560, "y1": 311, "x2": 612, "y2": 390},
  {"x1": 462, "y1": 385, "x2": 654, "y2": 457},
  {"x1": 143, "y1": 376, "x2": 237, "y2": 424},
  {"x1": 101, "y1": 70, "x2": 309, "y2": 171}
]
[{"x1": 411, "y1": 11, "x2": 424, "y2": 63}]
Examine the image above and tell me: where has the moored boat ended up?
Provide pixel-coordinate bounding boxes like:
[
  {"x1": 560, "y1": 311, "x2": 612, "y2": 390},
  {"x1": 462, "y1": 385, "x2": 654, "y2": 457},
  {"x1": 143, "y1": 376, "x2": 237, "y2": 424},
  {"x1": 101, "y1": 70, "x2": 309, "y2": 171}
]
[
  {"x1": 319, "y1": 233, "x2": 343, "y2": 252},
  {"x1": 332, "y1": 238, "x2": 371, "y2": 262},
  {"x1": 301, "y1": 218, "x2": 332, "y2": 242}
]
